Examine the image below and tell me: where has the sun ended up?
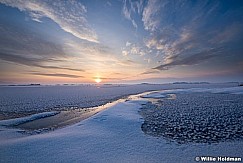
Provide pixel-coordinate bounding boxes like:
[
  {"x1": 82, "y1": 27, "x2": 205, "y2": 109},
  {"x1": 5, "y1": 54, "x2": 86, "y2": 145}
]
[{"x1": 94, "y1": 77, "x2": 102, "y2": 83}]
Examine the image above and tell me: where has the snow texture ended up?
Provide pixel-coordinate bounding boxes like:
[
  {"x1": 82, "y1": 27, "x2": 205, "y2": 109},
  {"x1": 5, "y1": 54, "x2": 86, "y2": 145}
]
[
  {"x1": 0, "y1": 85, "x2": 243, "y2": 163},
  {"x1": 140, "y1": 93, "x2": 243, "y2": 144},
  {"x1": 0, "y1": 83, "x2": 237, "y2": 113},
  {"x1": 139, "y1": 86, "x2": 243, "y2": 99},
  {"x1": 0, "y1": 96, "x2": 243, "y2": 162}
]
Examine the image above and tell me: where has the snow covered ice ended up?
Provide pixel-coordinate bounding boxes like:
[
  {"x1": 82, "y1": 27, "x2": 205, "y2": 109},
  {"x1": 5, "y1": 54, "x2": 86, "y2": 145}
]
[
  {"x1": 140, "y1": 93, "x2": 243, "y2": 144},
  {"x1": 0, "y1": 84, "x2": 243, "y2": 163}
]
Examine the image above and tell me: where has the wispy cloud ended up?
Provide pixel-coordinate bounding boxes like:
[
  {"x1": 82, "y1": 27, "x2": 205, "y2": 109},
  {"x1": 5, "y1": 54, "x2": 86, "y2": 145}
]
[
  {"x1": 0, "y1": 0, "x2": 98, "y2": 43},
  {"x1": 62, "y1": 38, "x2": 143, "y2": 74},
  {"x1": 153, "y1": 48, "x2": 223, "y2": 70},
  {"x1": 122, "y1": 0, "x2": 144, "y2": 29},
  {"x1": 0, "y1": 24, "x2": 66, "y2": 59},
  {"x1": 92, "y1": 76, "x2": 122, "y2": 81},
  {"x1": 106, "y1": 1, "x2": 112, "y2": 7},
  {"x1": 1, "y1": 0, "x2": 243, "y2": 83},
  {"x1": 141, "y1": 0, "x2": 243, "y2": 71},
  {"x1": 140, "y1": 69, "x2": 160, "y2": 75},
  {"x1": 116, "y1": 59, "x2": 137, "y2": 66},
  {"x1": 0, "y1": 18, "x2": 87, "y2": 73},
  {"x1": 142, "y1": 0, "x2": 163, "y2": 31},
  {"x1": 122, "y1": 43, "x2": 148, "y2": 56},
  {"x1": 0, "y1": 52, "x2": 84, "y2": 72},
  {"x1": 30, "y1": 72, "x2": 83, "y2": 78},
  {"x1": 210, "y1": 23, "x2": 243, "y2": 44}
]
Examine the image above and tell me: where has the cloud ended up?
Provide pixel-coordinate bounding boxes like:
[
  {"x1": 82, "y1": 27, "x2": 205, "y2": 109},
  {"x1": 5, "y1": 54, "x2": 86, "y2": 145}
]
[
  {"x1": 126, "y1": 41, "x2": 132, "y2": 47},
  {"x1": 142, "y1": 0, "x2": 217, "y2": 32},
  {"x1": 0, "y1": 0, "x2": 98, "y2": 43},
  {"x1": 63, "y1": 39, "x2": 120, "y2": 66},
  {"x1": 140, "y1": 69, "x2": 160, "y2": 75},
  {"x1": 122, "y1": 43, "x2": 148, "y2": 56},
  {"x1": 142, "y1": 0, "x2": 163, "y2": 31},
  {"x1": 153, "y1": 48, "x2": 223, "y2": 70},
  {"x1": 0, "y1": 25, "x2": 66, "y2": 58},
  {"x1": 210, "y1": 23, "x2": 243, "y2": 44},
  {"x1": 122, "y1": 50, "x2": 129, "y2": 56},
  {"x1": 0, "y1": 52, "x2": 84, "y2": 72},
  {"x1": 130, "y1": 46, "x2": 140, "y2": 55},
  {"x1": 37, "y1": 65, "x2": 84, "y2": 72},
  {"x1": 92, "y1": 77, "x2": 122, "y2": 81},
  {"x1": 122, "y1": 0, "x2": 142, "y2": 29},
  {"x1": 63, "y1": 38, "x2": 145, "y2": 73},
  {"x1": 117, "y1": 59, "x2": 136, "y2": 66},
  {"x1": 140, "y1": 0, "x2": 243, "y2": 73},
  {"x1": 106, "y1": 1, "x2": 112, "y2": 7},
  {"x1": 0, "y1": 18, "x2": 87, "y2": 73},
  {"x1": 30, "y1": 72, "x2": 83, "y2": 78},
  {"x1": 144, "y1": 58, "x2": 151, "y2": 63}
]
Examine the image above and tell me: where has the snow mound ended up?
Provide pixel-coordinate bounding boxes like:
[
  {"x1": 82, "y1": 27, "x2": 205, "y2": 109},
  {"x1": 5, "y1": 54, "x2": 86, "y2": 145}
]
[{"x1": 0, "y1": 111, "x2": 59, "y2": 127}]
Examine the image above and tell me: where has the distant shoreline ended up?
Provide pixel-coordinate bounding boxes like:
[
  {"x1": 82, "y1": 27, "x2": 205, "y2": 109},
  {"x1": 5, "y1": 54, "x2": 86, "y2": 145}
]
[{"x1": 1, "y1": 81, "x2": 242, "y2": 87}]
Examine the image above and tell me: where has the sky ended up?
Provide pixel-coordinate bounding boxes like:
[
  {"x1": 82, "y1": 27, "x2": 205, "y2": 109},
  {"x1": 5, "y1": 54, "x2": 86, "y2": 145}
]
[{"x1": 0, "y1": 0, "x2": 243, "y2": 84}]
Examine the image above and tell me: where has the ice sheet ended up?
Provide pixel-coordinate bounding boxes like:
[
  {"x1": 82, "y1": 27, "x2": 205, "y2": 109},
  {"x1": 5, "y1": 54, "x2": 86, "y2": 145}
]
[{"x1": 0, "y1": 98, "x2": 243, "y2": 163}]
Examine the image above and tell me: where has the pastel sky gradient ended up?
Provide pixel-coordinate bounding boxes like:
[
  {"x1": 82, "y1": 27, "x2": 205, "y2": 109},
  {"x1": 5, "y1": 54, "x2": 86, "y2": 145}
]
[{"x1": 0, "y1": 0, "x2": 243, "y2": 84}]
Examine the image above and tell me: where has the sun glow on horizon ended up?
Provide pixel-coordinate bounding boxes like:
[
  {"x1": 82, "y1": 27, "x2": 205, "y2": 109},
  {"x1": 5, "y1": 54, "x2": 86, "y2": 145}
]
[
  {"x1": 94, "y1": 77, "x2": 102, "y2": 83},
  {"x1": 0, "y1": 1, "x2": 242, "y2": 84}
]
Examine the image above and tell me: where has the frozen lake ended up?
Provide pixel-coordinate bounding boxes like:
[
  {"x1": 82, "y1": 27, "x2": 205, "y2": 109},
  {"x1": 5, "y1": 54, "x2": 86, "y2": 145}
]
[
  {"x1": 0, "y1": 84, "x2": 243, "y2": 163},
  {"x1": 0, "y1": 83, "x2": 238, "y2": 114}
]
